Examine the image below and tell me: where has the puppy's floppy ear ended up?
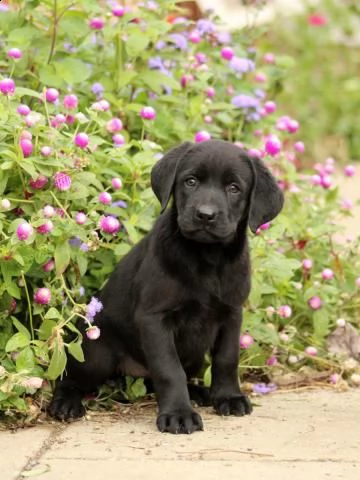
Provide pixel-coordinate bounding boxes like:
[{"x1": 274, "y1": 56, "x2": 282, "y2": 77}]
[
  {"x1": 151, "y1": 142, "x2": 193, "y2": 212},
  {"x1": 247, "y1": 155, "x2": 284, "y2": 233}
]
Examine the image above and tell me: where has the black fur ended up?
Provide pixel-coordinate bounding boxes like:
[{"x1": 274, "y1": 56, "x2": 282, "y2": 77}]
[{"x1": 48, "y1": 140, "x2": 284, "y2": 434}]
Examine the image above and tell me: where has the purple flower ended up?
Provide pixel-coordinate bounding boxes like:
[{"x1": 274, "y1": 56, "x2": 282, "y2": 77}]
[
  {"x1": 254, "y1": 88, "x2": 266, "y2": 99},
  {"x1": 169, "y1": 33, "x2": 188, "y2": 51},
  {"x1": 86, "y1": 296, "x2": 104, "y2": 320},
  {"x1": 91, "y1": 82, "x2": 104, "y2": 96},
  {"x1": 253, "y1": 383, "x2": 277, "y2": 395},
  {"x1": 148, "y1": 56, "x2": 164, "y2": 70},
  {"x1": 80, "y1": 243, "x2": 89, "y2": 252},
  {"x1": 111, "y1": 200, "x2": 128, "y2": 210},
  {"x1": 79, "y1": 286, "x2": 85, "y2": 296},
  {"x1": 196, "y1": 19, "x2": 216, "y2": 35},
  {"x1": 155, "y1": 40, "x2": 166, "y2": 50},
  {"x1": 68, "y1": 237, "x2": 82, "y2": 247},
  {"x1": 229, "y1": 57, "x2": 255, "y2": 74},
  {"x1": 216, "y1": 31, "x2": 232, "y2": 44},
  {"x1": 53, "y1": 171, "x2": 72, "y2": 191},
  {"x1": 231, "y1": 94, "x2": 259, "y2": 109}
]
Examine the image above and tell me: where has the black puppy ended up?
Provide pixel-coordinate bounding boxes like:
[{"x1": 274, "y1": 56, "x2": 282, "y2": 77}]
[{"x1": 49, "y1": 140, "x2": 284, "y2": 434}]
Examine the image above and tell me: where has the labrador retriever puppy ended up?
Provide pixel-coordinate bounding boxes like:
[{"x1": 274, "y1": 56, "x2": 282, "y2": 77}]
[{"x1": 49, "y1": 139, "x2": 284, "y2": 434}]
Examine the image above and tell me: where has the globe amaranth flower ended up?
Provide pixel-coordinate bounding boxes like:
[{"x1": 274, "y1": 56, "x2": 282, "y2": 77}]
[
  {"x1": 231, "y1": 94, "x2": 259, "y2": 109},
  {"x1": 229, "y1": 57, "x2": 255, "y2": 74},
  {"x1": 34, "y1": 288, "x2": 51, "y2": 305},
  {"x1": 239, "y1": 333, "x2": 254, "y2": 349},
  {"x1": 86, "y1": 325, "x2": 101, "y2": 340},
  {"x1": 16, "y1": 222, "x2": 33, "y2": 241},
  {"x1": 53, "y1": 172, "x2": 72, "y2": 191},
  {"x1": 0, "y1": 78, "x2": 16, "y2": 95},
  {"x1": 86, "y1": 296, "x2": 104, "y2": 321},
  {"x1": 99, "y1": 216, "x2": 121, "y2": 234}
]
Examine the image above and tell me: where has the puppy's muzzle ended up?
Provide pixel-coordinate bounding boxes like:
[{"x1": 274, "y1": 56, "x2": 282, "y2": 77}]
[{"x1": 194, "y1": 205, "x2": 219, "y2": 226}]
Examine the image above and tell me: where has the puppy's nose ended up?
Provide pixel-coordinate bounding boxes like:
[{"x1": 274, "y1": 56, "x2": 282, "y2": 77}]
[{"x1": 195, "y1": 205, "x2": 218, "y2": 224}]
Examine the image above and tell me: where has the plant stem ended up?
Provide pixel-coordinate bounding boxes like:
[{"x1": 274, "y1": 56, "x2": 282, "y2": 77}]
[
  {"x1": 50, "y1": 191, "x2": 71, "y2": 219},
  {"x1": 47, "y1": 0, "x2": 58, "y2": 64},
  {"x1": 21, "y1": 272, "x2": 34, "y2": 340}
]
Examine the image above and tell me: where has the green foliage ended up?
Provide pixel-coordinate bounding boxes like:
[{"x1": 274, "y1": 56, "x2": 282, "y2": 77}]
[{"x1": 0, "y1": 0, "x2": 358, "y2": 419}]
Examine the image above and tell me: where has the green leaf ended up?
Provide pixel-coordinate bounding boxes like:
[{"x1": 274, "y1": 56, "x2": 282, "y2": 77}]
[
  {"x1": 38, "y1": 64, "x2": 62, "y2": 88},
  {"x1": 117, "y1": 71, "x2": 138, "y2": 89},
  {"x1": 15, "y1": 87, "x2": 43, "y2": 100},
  {"x1": 203, "y1": 366, "x2": 212, "y2": 387},
  {"x1": 55, "y1": 241, "x2": 71, "y2": 276},
  {"x1": 38, "y1": 320, "x2": 57, "y2": 341},
  {"x1": 122, "y1": 220, "x2": 141, "y2": 244},
  {"x1": 16, "y1": 346, "x2": 35, "y2": 373},
  {"x1": 5, "y1": 332, "x2": 30, "y2": 352},
  {"x1": 140, "y1": 71, "x2": 180, "y2": 93},
  {"x1": 12, "y1": 317, "x2": 31, "y2": 340},
  {"x1": 67, "y1": 341, "x2": 84, "y2": 363},
  {"x1": 253, "y1": 324, "x2": 279, "y2": 346},
  {"x1": 55, "y1": 58, "x2": 91, "y2": 85},
  {"x1": 44, "y1": 308, "x2": 62, "y2": 320},
  {"x1": 129, "y1": 378, "x2": 146, "y2": 399},
  {"x1": 47, "y1": 341, "x2": 67, "y2": 380},
  {"x1": 313, "y1": 309, "x2": 330, "y2": 340},
  {"x1": 125, "y1": 32, "x2": 150, "y2": 57},
  {"x1": 114, "y1": 243, "x2": 131, "y2": 257}
]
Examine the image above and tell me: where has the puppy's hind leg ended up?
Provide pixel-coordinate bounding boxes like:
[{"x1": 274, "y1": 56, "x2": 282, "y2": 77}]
[{"x1": 48, "y1": 329, "x2": 118, "y2": 421}]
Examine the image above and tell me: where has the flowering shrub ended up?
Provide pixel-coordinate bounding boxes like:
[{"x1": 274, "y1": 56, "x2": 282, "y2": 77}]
[
  {"x1": 260, "y1": 0, "x2": 360, "y2": 161},
  {"x1": 0, "y1": 0, "x2": 359, "y2": 417}
]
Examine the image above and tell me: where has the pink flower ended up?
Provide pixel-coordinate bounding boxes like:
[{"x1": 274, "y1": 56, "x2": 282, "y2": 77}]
[
  {"x1": 29, "y1": 175, "x2": 48, "y2": 190},
  {"x1": 254, "y1": 72, "x2": 267, "y2": 83},
  {"x1": 287, "y1": 119, "x2": 299, "y2": 133},
  {"x1": 1, "y1": 198, "x2": 11, "y2": 209},
  {"x1": 43, "y1": 205, "x2": 55, "y2": 218},
  {"x1": 264, "y1": 135, "x2": 281, "y2": 156},
  {"x1": 221, "y1": 47, "x2": 234, "y2": 61},
  {"x1": 260, "y1": 222, "x2": 271, "y2": 230},
  {"x1": 321, "y1": 175, "x2": 332, "y2": 189},
  {"x1": 55, "y1": 113, "x2": 66, "y2": 124},
  {"x1": 188, "y1": 30, "x2": 201, "y2": 43},
  {"x1": 86, "y1": 325, "x2": 101, "y2": 340},
  {"x1": 0, "y1": 78, "x2": 16, "y2": 95},
  {"x1": 205, "y1": 87, "x2": 215, "y2": 98},
  {"x1": 17, "y1": 104, "x2": 31, "y2": 116},
  {"x1": 194, "y1": 130, "x2": 211, "y2": 143},
  {"x1": 294, "y1": 141, "x2": 305, "y2": 153},
  {"x1": 264, "y1": 101, "x2": 276, "y2": 114},
  {"x1": 311, "y1": 174, "x2": 322, "y2": 186},
  {"x1": 21, "y1": 377, "x2": 43, "y2": 389},
  {"x1": 42, "y1": 259, "x2": 55, "y2": 272},
  {"x1": 239, "y1": 333, "x2": 254, "y2": 349},
  {"x1": 344, "y1": 165, "x2": 356, "y2": 177},
  {"x1": 89, "y1": 17, "x2": 105, "y2": 30},
  {"x1": 8, "y1": 48, "x2": 22, "y2": 59},
  {"x1": 112, "y1": 178, "x2": 123, "y2": 190},
  {"x1": 112, "y1": 5, "x2": 125, "y2": 17},
  {"x1": 322, "y1": 268, "x2": 334, "y2": 280},
  {"x1": 99, "y1": 216, "x2": 120, "y2": 234},
  {"x1": 266, "y1": 356, "x2": 277, "y2": 366},
  {"x1": 355, "y1": 277, "x2": 360, "y2": 288},
  {"x1": 263, "y1": 53, "x2": 275, "y2": 64},
  {"x1": 248, "y1": 148, "x2": 262, "y2": 157},
  {"x1": 34, "y1": 287, "x2": 51, "y2": 305},
  {"x1": 63, "y1": 94, "x2": 78, "y2": 110},
  {"x1": 41, "y1": 146, "x2": 52, "y2": 157},
  {"x1": 106, "y1": 118, "x2": 123, "y2": 133},
  {"x1": 308, "y1": 296, "x2": 322, "y2": 310},
  {"x1": 181, "y1": 74, "x2": 194, "y2": 88},
  {"x1": 37, "y1": 220, "x2": 54, "y2": 234},
  {"x1": 278, "y1": 305, "x2": 292, "y2": 318},
  {"x1": 74, "y1": 132, "x2": 89, "y2": 149},
  {"x1": 98, "y1": 99, "x2": 110, "y2": 111},
  {"x1": 308, "y1": 14, "x2": 327, "y2": 26},
  {"x1": 53, "y1": 172, "x2": 72, "y2": 191},
  {"x1": 16, "y1": 222, "x2": 33, "y2": 241},
  {"x1": 302, "y1": 259, "x2": 313, "y2": 270},
  {"x1": 329, "y1": 373, "x2": 340, "y2": 384},
  {"x1": 20, "y1": 138, "x2": 33, "y2": 157},
  {"x1": 75, "y1": 212, "x2": 87, "y2": 225},
  {"x1": 305, "y1": 346, "x2": 318, "y2": 356},
  {"x1": 45, "y1": 88, "x2": 59, "y2": 103},
  {"x1": 98, "y1": 192, "x2": 112, "y2": 205},
  {"x1": 140, "y1": 106, "x2": 156, "y2": 120},
  {"x1": 113, "y1": 134, "x2": 125, "y2": 146}
]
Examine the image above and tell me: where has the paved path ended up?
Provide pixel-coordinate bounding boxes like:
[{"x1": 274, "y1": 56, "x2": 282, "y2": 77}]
[{"x1": 2, "y1": 390, "x2": 359, "y2": 480}]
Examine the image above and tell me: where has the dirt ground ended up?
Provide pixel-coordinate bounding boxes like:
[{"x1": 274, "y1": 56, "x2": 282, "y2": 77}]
[{"x1": 1, "y1": 389, "x2": 359, "y2": 480}]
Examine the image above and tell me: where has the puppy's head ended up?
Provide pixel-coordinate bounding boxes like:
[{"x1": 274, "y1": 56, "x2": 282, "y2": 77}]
[{"x1": 151, "y1": 140, "x2": 284, "y2": 243}]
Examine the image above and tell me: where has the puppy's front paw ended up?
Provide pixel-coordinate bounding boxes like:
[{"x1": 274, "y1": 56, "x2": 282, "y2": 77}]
[
  {"x1": 157, "y1": 408, "x2": 204, "y2": 434},
  {"x1": 48, "y1": 389, "x2": 85, "y2": 421},
  {"x1": 213, "y1": 393, "x2": 252, "y2": 417}
]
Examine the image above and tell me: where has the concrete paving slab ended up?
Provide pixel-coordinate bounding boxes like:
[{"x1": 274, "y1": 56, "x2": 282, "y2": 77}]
[
  {"x1": 10, "y1": 390, "x2": 359, "y2": 480},
  {"x1": 0, "y1": 425, "x2": 54, "y2": 480}
]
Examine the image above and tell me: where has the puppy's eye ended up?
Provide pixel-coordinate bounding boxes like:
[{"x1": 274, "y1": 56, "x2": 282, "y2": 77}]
[
  {"x1": 185, "y1": 177, "x2": 198, "y2": 188},
  {"x1": 228, "y1": 184, "x2": 241, "y2": 194}
]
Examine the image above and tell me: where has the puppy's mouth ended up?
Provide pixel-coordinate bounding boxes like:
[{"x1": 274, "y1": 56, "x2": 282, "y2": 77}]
[{"x1": 179, "y1": 225, "x2": 235, "y2": 244}]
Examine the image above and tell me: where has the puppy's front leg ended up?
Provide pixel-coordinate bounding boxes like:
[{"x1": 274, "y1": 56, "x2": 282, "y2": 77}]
[
  {"x1": 137, "y1": 311, "x2": 203, "y2": 434},
  {"x1": 210, "y1": 308, "x2": 252, "y2": 417}
]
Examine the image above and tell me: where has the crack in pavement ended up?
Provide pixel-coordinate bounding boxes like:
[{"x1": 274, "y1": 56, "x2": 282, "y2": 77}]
[{"x1": 14, "y1": 424, "x2": 68, "y2": 480}]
